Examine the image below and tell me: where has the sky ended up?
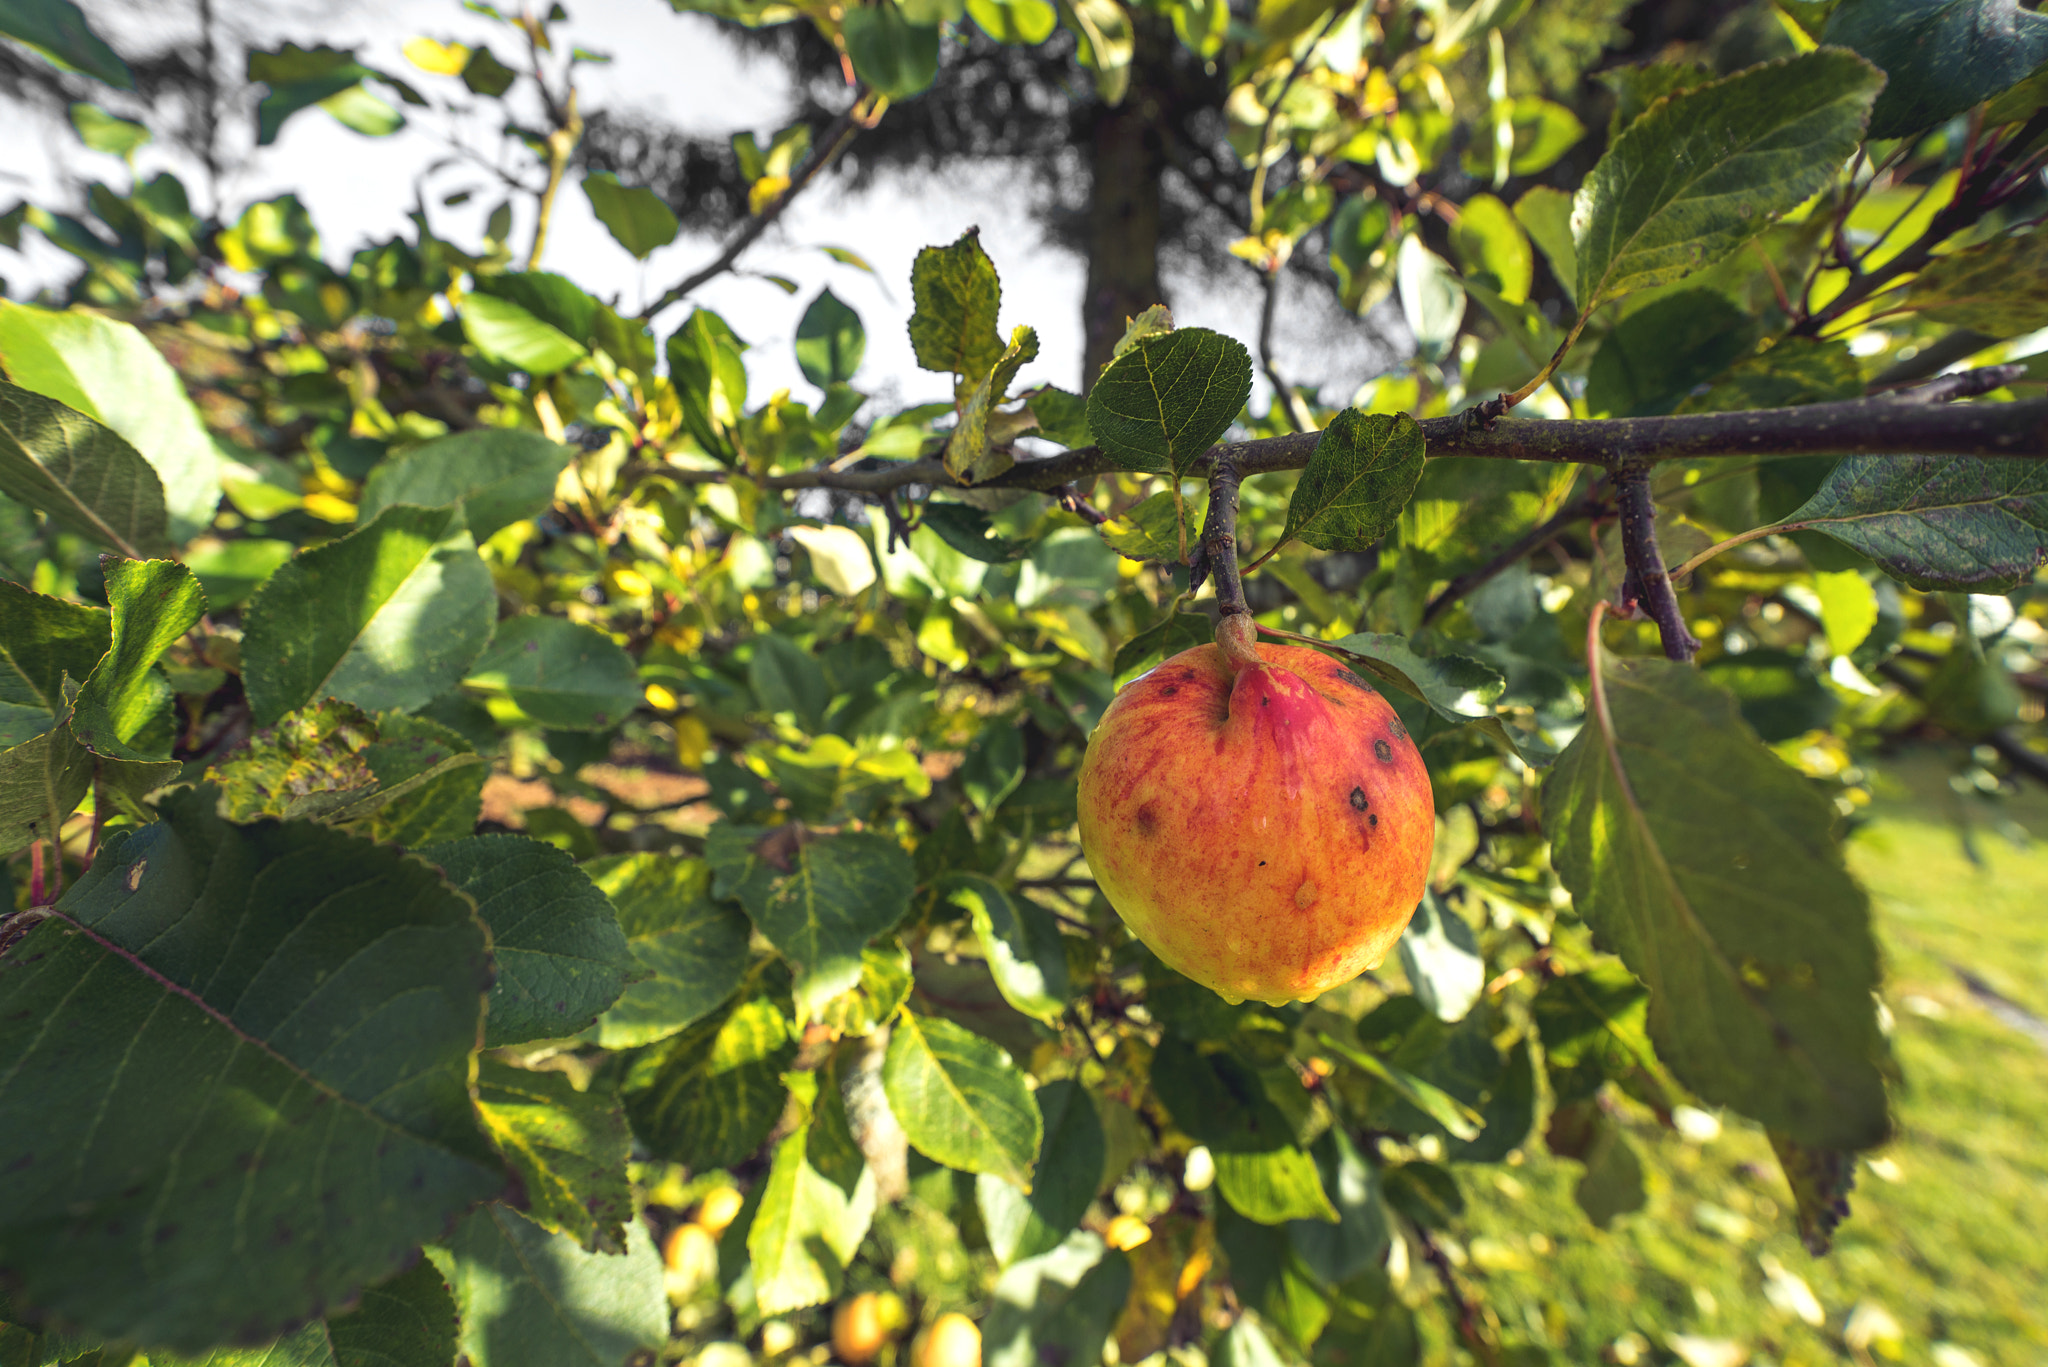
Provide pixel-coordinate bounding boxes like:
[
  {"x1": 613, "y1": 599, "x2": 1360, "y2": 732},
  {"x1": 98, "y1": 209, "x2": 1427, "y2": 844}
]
[{"x1": 1, "y1": 0, "x2": 1402, "y2": 412}]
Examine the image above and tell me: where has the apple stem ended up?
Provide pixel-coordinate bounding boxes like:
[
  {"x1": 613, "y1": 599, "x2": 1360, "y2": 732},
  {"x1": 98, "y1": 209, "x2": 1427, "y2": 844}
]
[{"x1": 1194, "y1": 454, "x2": 1264, "y2": 668}]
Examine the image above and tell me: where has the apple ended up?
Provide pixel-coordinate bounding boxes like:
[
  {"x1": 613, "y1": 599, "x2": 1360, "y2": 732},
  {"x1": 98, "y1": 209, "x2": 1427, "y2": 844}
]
[
  {"x1": 915, "y1": 1314, "x2": 981, "y2": 1367},
  {"x1": 832, "y1": 1292, "x2": 906, "y2": 1365},
  {"x1": 1078, "y1": 614, "x2": 1434, "y2": 1005}
]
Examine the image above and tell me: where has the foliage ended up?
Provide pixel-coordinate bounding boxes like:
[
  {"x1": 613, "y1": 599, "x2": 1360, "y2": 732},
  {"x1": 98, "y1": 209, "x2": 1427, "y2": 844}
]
[{"x1": 2, "y1": 2, "x2": 2047, "y2": 1366}]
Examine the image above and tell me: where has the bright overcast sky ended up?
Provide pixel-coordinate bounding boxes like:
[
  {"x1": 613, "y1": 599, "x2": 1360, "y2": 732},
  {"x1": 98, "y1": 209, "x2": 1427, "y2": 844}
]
[{"x1": 3, "y1": 0, "x2": 1391, "y2": 408}]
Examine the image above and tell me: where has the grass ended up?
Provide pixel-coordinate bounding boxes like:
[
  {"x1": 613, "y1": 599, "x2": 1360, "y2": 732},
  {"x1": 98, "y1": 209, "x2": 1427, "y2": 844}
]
[{"x1": 1431, "y1": 750, "x2": 2048, "y2": 1366}]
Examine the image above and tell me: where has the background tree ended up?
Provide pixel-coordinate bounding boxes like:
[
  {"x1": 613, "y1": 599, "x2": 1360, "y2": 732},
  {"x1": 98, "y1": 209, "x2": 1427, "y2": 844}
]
[{"x1": 3, "y1": 1, "x2": 2048, "y2": 1366}]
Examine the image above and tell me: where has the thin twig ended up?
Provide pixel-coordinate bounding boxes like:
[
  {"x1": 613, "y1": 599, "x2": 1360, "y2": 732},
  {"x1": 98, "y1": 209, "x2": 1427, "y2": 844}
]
[
  {"x1": 638, "y1": 95, "x2": 870, "y2": 320},
  {"x1": 1615, "y1": 464, "x2": 1700, "y2": 662},
  {"x1": 1196, "y1": 455, "x2": 1251, "y2": 617},
  {"x1": 1421, "y1": 489, "x2": 1604, "y2": 627}
]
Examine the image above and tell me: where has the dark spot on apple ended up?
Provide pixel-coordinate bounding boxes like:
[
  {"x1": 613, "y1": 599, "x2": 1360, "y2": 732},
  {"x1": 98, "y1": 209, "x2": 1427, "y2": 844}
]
[
  {"x1": 1389, "y1": 716, "x2": 1408, "y2": 740},
  {"x1": 1135, "y1": 802, "x2": 1159, "y2": 837},
  {"x1": 1369, "y1": 813, "x2": 1378, "y2": 827},
  {"x1": 1337, "y1": 669, "x2": 1376, "y2": 694},
  {"x1": 1259, "y1": 860, "x2": 1266, "y2": 866},
  {"x1": 1162, "y1": 685, "x2": 1179, "y2": 696},
  {"x1": 1349, "y1": 787, "x2": 1368, "y2": 811},
  {"x1": 1374, "y1": 739, "x2": 1393, "y2": 762},
  {"x1": 1261, "y1": 695, "x2": 1270, "y2": 706}
]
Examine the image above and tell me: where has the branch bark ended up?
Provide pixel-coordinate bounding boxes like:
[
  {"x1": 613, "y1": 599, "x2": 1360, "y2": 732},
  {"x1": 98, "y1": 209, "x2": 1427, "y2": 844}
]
[
  {"x1": 634, "y1": 386, "x2": 2048, "y2": 497},
  {"x1": 1615, "y1": 464, "x2": 1700, "y2": 662},
  {"x1": 1192, "y1": 455, "x2": 1250, "y2": 618}
]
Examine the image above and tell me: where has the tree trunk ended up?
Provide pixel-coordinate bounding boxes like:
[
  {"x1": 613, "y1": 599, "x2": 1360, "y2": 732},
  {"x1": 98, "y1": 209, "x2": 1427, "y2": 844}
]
[{"x1": 1081, "y1": 29, "x2": 1170, "y2": 389}]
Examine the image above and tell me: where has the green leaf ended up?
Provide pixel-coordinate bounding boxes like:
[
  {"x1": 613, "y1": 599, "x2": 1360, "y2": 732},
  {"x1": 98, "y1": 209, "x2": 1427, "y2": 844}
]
[
  {"x1": 1533, "y1": 962, "x2": 1665, "y2": 1103},
  {"x1": 184, "y1": 538, "x2": 294, "y2": 609},
  {"x1": 1900, "y1": 230, "x2": 2048, "y2": 338},
  {"x1": 1395, "y1": 891, "x2": 1483, "y2": 1023},
  {"x1": 1395, "y1": 237, "x2": 1466, "y2": 363},
  {"x1": 463, "y1": 293, "x2": 585, "y2": 375},
  {"x1": 1769, "y1": 1131, "x2": 1857, "y2": 1254},
  {"x1": 1574, "y1": 1114, "x2": 1647, "y2": 1227},
  {"x1": 68, "y1": 558, "x2": 203, "y2": 764},
  {"x1": 580, "y1": 171, "x2": 678, "y2": 259},
  {"x1": 1571, "y1": 50, "x2": 1884, "y2": 309},
  {"x1": 1449, "y1": 193, "x2": 1533, "y2": 305},
  {"x1": 942, "y1": 872, "x2": 1069, "y2": 1022},
  {"x1": 909, "y1": 230, "x2": 1005, "y2": 383},
  {"x1": 247, "y1": 44, "x2": 383, "y2": 145},
  {"x1": 1514, "y1": 185, "x2": 1578, "y2": 310},
  {"x1": 842, "y1": 2, "x2": 940, "y2": 100},
  {"x1": 1546, "y1": 654, "x2": 1888, "y2": 1149},
  {"x1": 419, "y1": 834, "x2": 635, "y2": 1047},
  {"x1": 0, "y1": 302, "x2": 221, "y2": 541},
  {"x1": 1813, "y1": 569, "x2": 1878, "y2": 656},
  {"x1": 585, "y1": 853, "x2": 750, "y2": 1049},
  {"x1": 948, "y1": 325, "x2": 1039, "y2": 484},
  {"x1": 795, "y1": 288, "x2": 867, "y2": 387},
  {"x1": 1397, "y1": 456, "x2": 1580, "y2": 580},
  {"x1": 1785, "y1": 455, "x2": 2048, "y2": 591},
  {"x1": 242, "y1": 504, "x2": 495, "y2": 728},
  {"x1": 920, "y1": 502, "x2": 1033, "y2": 563},
  {"x1": 1112, "y1": 611, "x2": 1211, "y2": 686},
  {"x1": 1584, "y1": 290, "x2": 1757, "y2": 418},
  {"x1": 1085, "y1": 327, "x2": 1252, "y2": 478},
  {"x1": 358, "y1": 430, "x2": 572, "y2": 540},
  {"x1": 1026, "y1": 385, "x2": 1092, "y2": 447},
  {"x1": 747, "y1": 1114, "x2": 877, "y2": 1314},
  {"x1": 462, "y1": 615, "x2": 642, "y2": 731},
  {"x1": 1099, "y1": 487, "x2": 1203, "y2": 564},
  {"x1": 462, "y1": 43, "x2": 516, "y2": 96},
  {"x1": 708, "y1": 825, "x2": 916, "y2": 1023},
  {"x1": 0, "y1": 381, "x2": 169, "y2": 559},
  {"x1": 1278, "y1": 409, "x2": 1426, "y2": 554},
  {"x1": 975, "y1": 1079, "x2": 1105, "y2": 1266},
  {"x1": 666, "y1": 308, "x2": 748, "y2": 465},
  {"x1": 1311, "y1": 1030, "x2": 1485, "y2": 1142},
  {"x1": 882, "y1": 1009, "x2": 1042, "y2": 1187},
  {"x1": 818, "y1": 937, "x2": 914, "y2": 1035},
  {"x1": 474, "y1": 1060, "x2": 633, "y2": 1253},
  {"x1": 959, "y1": 723, "x2": 1025, "y2": 815},
  {"x1": 1215, "y1": 1312, "x2": 1289, "y2": 1367},
  {"x1": 747, "y1": 632, "x2": 830, "y2": 729},
  {"x1": 1598, "y1": 59, "x2": 1713, "y2": 139},
  {"x1": 982, "y1": 1233, "x2": 1131, "y2": 1367},
  {"x1": 623, "y1": 992, "x2": 795, "y2": 1168},
  {"x1": 1289, "y1": 1128, "x2": 1391, "y2": 1286},
  {"x1": 1323, "y1": 633, "x2": 1505, "y2": 725},
  {"x1": 1150, "y1": 1038, "x2": 1336, "y2": 1224},
  {"x1": 1701, "y1": 648, "x2": 1840, "y2": 742},
  {"x1": 0, "y1": 578, "x2": 107, "y2": 747},
  {"x1": 0, "y1": 0, "x2": 132, "y2": 85},
  {"x1": 328, "y1": 1259, "x2": 461, "y2": 1367},
  {"x1": 0, "y1": 724, "x2": 92, "y2": 857},
  {"x1": 1675, "y1": 337, "x2": 1865, "y2": 414},
  {"x1": 1825, "y1": 0, "x2": 2048, "y2": 140},
  {"x1": 0, "y1": 788, "x2": 508, "y2": 1351},
  {"x1": 1212, "y1": 1205, "x2": 1329, "y2": 1348},
  {"x1": 434, "y1": 1204, "x2": 667, "y2": 1367},
  {"x1": 968, "y1": 0, "x2": 1057, "y2": 43}
]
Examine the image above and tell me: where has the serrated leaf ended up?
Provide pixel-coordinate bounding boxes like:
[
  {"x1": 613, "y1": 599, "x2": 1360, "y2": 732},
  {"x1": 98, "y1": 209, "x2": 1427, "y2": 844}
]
[
  {"x1": 882, "y1": 1009, "x2": 1041, "y2": 1187},
  {"x1": 909, "y1": 230, "x2": 1005, "y2": 382},
  {"x1": 795, "y1": 287, "x2": 867, "y2": 387},
  {"x1": 1085, "y1": 328, "x2": 1252, "y2": 478},
  {"x1": 1279, "y1": 409, "x2": 1425, "y2": 554},
  {"x1": 623, "y1": 992, "x2": 794, "y2": 1168},
  {"x1": 983, "y1": 1232, "x2": 1131, "y2": 1367},
  {"x1": 1395, "y1": 891, "x2": 1483, "y2": 1023},
  {"x1": 942, "y1": 872, "x2": 1068, "y2": 1022},
  {"x1": 747, "y1": 1115, "x2": 877, "y2": 1315},
  {"x1": 1785, "y1": 455, "x2": 2048, "y2": 591},
  {"x1": 585, "y1": 853, "x2": 750, "y2": 1049},
  {"x1": 708, "y1": 825, "x2": 916, "y2": 1023},
  {"x1": 1547, "y1": 654, "x2": 1888, "y2": 1149},
  {"x1": 419, "y1": 834, "x2": 635, "y2": 1047},
  {"x1": 1572, "y1": 50, "x2": 1883, "y2": 308},
  {"x1": 581, "y1": 171, "x2": 679, "y2": 259},
  {"x1": 0, "y1": 787, "x2": 508, "y2": 1351},
  {"x1": 0, "y1": 302, "x2": 221, "y2": 541},
  {"x1": 1323, "y1": 633, "x2": 1505, "y2": 724},
  {"x1": 1769, "y1": 1131, "x2": 1857, "y2": 1254},
  {"x1": 434, "y1": 1204, "x2": 666, "y2": 1367},
  {"x1": 0, "y1": 578, "x2": 107, "y2": 747},
  {"x1": 475, "y1": 1060, "x2": 632, "y2": 1253},
  {"x1": 976, "y1": 1079, "x2": 1105, "y2": 1266},
  {"x1": 1150, "y1": 1037, "x2": 1336, "y2": 1224},
  {"x1": 1026, "y1": 385, "x2": 1092, "y2": 447},
  {"x1": 242, "y1": 503, "x2": 496, "y2": 728},
  {"x1": 462, "y1": 615, "x2": 641, "y2": 732},
  {"x1": 0, "y1": 724, "x2": 92, "y2": 857},
  {"x1": 69, "y1": 558, "x2": 203, "y2": 764},
  {"x1": 818, "y1": 937, "x2": 914, "y2": 1036},
  {"x1": 0, "y1": 381, "x2": 169, "y2": 558},
  {"x1": 358, "y1": 430, "x2": 571, "y2": 541},
  {"x1": 1098, "y1": 488, "x2": 1203, "y2": 564},
  {"x1": 920, "y1": 502, "x2": 1033, "y2": 563},
  {"x1": 144, "y1": 1258, "x2": 462, "y2": 1367},
  {"x1": 1825, "y1": 0, "x2": 2048, "y2": 139},
  {"x1": 1900, "y1": 230, "x2": 2048, "y2": 337},
  {"x1": 948, "y1": 325, "x2": 1038, "y2": 484}
]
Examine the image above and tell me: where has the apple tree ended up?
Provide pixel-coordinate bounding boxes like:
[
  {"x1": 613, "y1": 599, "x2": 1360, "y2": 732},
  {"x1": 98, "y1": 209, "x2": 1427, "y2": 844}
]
[{"x1": 1, "y1": 1, "x2": 2046, "y2": 1365}]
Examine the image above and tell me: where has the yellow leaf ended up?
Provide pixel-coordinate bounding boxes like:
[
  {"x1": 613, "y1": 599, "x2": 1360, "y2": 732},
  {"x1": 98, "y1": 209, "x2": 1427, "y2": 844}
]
[
  {"x1": 300, "y1": 491, "x2": 358, "y2": 524},
  {"x1": 748, "y1": 174, "x2": 791, "y2": 216},
  {"x1": 404, "y1": 37, "x2": 471, "y2": 75}
]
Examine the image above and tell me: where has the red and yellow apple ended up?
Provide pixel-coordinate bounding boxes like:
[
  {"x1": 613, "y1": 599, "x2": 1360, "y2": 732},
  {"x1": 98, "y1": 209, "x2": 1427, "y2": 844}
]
[{"x1": 1078, "y1": 614, "x2": 1434, "y2": 1005}]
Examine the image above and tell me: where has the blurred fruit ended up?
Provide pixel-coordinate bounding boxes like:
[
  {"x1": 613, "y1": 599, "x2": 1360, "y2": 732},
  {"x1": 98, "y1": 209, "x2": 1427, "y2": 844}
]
[
  {"x1": 661, "y1": 1222, "x2": 718, "y2": 1297},
  {"x1": 917, "y1": 1314, "x2": 980, "y2": 1367},
  {"x1": 1104, "y1": 1214, "x2": 1152, "y2": 1250},
  {"x1": 696, "y1": 1186, "x2": 745, "y2": 1236},
  {"x1": 833, "y1": 1293, "x2": 888, "y2": 1365}
]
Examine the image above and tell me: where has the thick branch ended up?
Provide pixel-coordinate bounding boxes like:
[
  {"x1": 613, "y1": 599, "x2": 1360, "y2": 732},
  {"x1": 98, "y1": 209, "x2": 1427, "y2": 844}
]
[
  {"x1": 639, "y1": 97, "x2": 867, "y2": 321},
  {"x1": 1616, "y1": 465, "x2": 1700, "y2": 662}
]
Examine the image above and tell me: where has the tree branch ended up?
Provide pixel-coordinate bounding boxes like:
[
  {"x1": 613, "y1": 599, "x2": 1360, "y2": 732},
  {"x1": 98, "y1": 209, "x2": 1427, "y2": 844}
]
[
  {"x1": 638, "y1": 95, "x2": 869, "y2": 321},
  {"x1": 1421, "y1": 488, "x2": 1605, "y2": 627},
  {"x1": 1192, "y1": 455, "x2": 1250, "y2": 617},
  {"x1": 1615, "y1": 464, "x2": 1700, "y2": 662}
]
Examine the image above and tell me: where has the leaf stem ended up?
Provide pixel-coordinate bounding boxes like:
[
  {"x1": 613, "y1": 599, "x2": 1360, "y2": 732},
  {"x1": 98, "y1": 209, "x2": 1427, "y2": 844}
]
[{"x1": 1667, "y1": 522, "x2": 1801, "y2": 582}]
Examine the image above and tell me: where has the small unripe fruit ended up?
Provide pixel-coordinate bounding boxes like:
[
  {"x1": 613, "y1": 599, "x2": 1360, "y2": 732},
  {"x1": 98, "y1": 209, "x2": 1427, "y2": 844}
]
[
  {"x1": 916, "y1": 1314, "x2": 981, "y2": 1367},
  {"x1": 832, "y1": 1293, "x2": 889, "y2": 1365},
  {"x1": 695, "y1": 1186, "x2": 745, "y2": 1236},
  {"x1": 1078, "y1": 616, "x2": 1434, "y2": 1005}
]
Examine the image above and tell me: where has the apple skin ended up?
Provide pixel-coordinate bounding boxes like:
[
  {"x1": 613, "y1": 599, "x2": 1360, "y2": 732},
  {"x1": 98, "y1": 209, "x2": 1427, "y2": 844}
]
[{"x1": 1078, "y1": 620, "x2": 1434, "y2": 1005}]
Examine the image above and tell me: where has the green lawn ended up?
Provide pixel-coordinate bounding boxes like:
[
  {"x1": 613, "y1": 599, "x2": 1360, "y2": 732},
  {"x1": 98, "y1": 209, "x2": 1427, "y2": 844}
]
[{"x1": 1434, "y1": 751, "x2": 2048, "y2": 1366}]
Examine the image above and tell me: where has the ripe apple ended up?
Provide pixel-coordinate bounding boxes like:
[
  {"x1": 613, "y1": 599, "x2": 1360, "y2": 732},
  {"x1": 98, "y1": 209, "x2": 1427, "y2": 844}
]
[
  {"x1": 1078, "y1": 615, "x2": 1434, "y2": 1005},
  {"x1": 915, "y1": 1314, "x2": 981, "y2": 1367},
  {"x1": 832, "y1": 1292, "x2": 906, "y2": 1365}
]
